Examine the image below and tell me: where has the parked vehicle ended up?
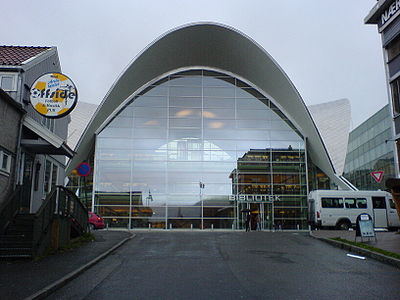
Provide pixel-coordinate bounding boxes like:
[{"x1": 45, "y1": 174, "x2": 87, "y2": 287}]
[
  {"x1": 88, "y1": 212, "x2": 105, "y2": 230},
  {"x1": 308, "y1": 190, "x2": 400, "y2": 230}
]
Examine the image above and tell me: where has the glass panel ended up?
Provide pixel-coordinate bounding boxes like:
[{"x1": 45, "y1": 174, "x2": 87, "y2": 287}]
[
  {"x1": 133, "y1": 107, "x2": 167, "y2": 119},
  {"x1": 170, "y1": 86, "x2": 202, "y2": 97},
  {"x1": 169, "y1": 76, "x2": 202, "y2": 86},
  {"x1": 204, "y1": 97, "x2": 235, "y2": 108},
  {"x1": 44, "y1": 161, "x2": 51, "y2": 193},
  {"x1": 169, "y1": 96, "x2": 202, "y2": 108},
  {"x1": 203, "y1": 87, "x2": 235, "y2": 97},
  {"x1": 169, "y1": 107, "x2": 202, "y2": 119},
  {"x1": 132, "y1": 96, "x2": 167, "y2": 107},
  {"x1": 94, "y1": 71, "x2": 307, "y2": 229},
  {"x1": 51, "y1": 164, "x2": 58, "y2": 187},
  {"x1": 0, "y1": 76, "x2": 13, "y2": 90}
]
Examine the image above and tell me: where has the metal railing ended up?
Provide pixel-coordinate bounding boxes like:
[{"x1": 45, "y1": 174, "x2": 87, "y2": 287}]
[
  {"x1": 0, "y1": 186, "x2": 23, "y2": 234},
  {"x1": 32, "y1": 185, "x2": 88, "y2": 256}
]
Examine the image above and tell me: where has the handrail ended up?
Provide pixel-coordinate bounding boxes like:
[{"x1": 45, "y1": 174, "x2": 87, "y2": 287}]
[
  {"x1": 32, "y1": 185, "x2": 89, "y2": 257},
  {"x1": 0, "y1": 186, "x2": 23, "y2": 234}
]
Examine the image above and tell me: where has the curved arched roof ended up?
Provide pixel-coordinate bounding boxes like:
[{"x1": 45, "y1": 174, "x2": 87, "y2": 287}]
[{"x1": 67, "y1": 22, "x2": 351, "y2": 189}]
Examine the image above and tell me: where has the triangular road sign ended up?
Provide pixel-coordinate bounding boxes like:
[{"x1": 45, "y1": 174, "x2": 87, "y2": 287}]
[{"x1": 370, "y1": 171, "x2": 384, "y2": 183}]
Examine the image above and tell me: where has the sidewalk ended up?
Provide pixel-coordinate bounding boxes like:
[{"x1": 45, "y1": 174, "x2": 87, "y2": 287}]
[
  {"x1": 0, "y1": 230, "x2": 132, "y2": 300},
  {"x1": 311, "y1": 229, "x2": 400, "y2": 255}
]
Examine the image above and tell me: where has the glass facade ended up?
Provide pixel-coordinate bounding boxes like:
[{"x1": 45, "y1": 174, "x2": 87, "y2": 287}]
[
  {"x1": 93, "y1": 70, "x2": 308, "y2": 229},
  {"x1": 343, "y1": 105, "x2": 395, "y2": 190}
]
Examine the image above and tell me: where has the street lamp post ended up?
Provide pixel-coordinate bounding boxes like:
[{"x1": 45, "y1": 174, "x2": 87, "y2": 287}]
[{"x1": 200, "y1": 181, "x2": 204, "y2": 229}]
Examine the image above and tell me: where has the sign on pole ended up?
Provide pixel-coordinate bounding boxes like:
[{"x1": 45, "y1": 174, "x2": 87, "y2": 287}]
[
  {"x1": 30, "y1": 72, "x2": 78, "y2": 118},
  {"x1": 370, "y1": 171, "x2": 384, "y2": 183},
  {"x1": 76, "y1": 162, "x2": 91, "y2": 177}
]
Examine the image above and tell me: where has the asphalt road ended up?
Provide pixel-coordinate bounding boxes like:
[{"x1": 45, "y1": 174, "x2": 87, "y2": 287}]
[{"x1": 48, "y1": 232, "x2": 400, "y2": 300}]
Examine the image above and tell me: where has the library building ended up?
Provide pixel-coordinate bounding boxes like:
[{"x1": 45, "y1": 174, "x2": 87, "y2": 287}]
[{"x1": 67, "y1": 23, "x2": 354, "y2": 230}]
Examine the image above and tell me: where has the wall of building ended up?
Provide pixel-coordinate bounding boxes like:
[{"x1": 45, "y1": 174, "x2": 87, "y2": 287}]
[
  {"x1": 20, "y1": 50, "x2": 70, "y2": 212},
  {"x1": 365, "y1": 0, "x2": 400, "y2": 177},
  {"x1": 343, "y1": 105, "x2": 395, "y2": 190},
  {"x1": 0, "y1": 93, "x2": 24, "y2": 206}
]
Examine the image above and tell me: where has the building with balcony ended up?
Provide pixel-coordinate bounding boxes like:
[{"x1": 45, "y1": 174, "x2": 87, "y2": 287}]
[{"x1": 0, "y1": 46, "x2": 73, "y2": 213}]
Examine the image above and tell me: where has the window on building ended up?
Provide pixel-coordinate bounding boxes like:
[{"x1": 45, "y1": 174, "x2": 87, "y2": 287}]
[
  {"x1": 43, "y1": 160, "x2": 52, "y2": 194},
  {"x1": 44, "y1": 160, "x2": 59, "y2": 194},
  {"x1": 51, "y1": 164, "x2": 58, "y2": 187},
  {"x1": 41, "y1": 117, "x2": 55, "y2": 132},
  {"x1": 387, "y1": 36, "x2": 400, "y2": 62},
  {"x1": 0, "y1": 73, "x2": 17, "y2": 91},
  {"x1": 390, "y1": 77, "x2": 400, "y2": 115},
  {"x1": 0, "y1": 150, "x2": 11, "y2": 173}
]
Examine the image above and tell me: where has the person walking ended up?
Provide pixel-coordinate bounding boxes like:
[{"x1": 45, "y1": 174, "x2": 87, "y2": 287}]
[
  {"x1": 245, "y1": 213, "x2": 251, "y2": 232},
  {"x1": 256, "y1": 213, "x2": 261, "y2": 231}
]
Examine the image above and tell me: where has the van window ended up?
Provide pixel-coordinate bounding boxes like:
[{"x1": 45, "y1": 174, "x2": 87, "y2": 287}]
[
  {"x1": 344, "y1": 198, "x2": 357, "y2": 208},
  {"x1": 372, "y1": 197, "x2": 386, "y2": 209},
  {"x1": 321, "y1": 197, "x2": 343, "y2": 208},
  {"x1": 389, "y1": 199, "x2": 396, "y2": 209},
  {"x1": 356, "y1": 198, "x2": 367, "y2": 208}
]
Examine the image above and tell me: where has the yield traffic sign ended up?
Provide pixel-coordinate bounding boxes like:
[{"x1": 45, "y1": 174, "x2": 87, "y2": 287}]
[{"x1": 370, "y1": 171, "x2": 384, "y2": 183}]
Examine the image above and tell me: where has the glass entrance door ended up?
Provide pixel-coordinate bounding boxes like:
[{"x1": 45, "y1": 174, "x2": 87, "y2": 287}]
[{"x1": 239, "y1": 202, "x2": 273, "y2": 230}]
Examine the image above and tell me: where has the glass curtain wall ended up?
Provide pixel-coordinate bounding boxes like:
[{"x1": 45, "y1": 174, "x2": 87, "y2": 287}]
[{"x1": 93, "y1": 70, "x2": 307, "y2": 229}]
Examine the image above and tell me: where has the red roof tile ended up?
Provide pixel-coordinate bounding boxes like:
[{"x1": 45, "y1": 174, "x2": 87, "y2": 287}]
[{"x1": 0, "y1": 46, "x2": 51, "y2": 66}]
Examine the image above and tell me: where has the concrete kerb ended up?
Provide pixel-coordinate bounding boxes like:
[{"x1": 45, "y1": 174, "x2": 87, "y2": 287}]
[
  {"x1": 24, "y1": 233, "x2": 135, "y2": 300},
  {"x1": 309, "y1": 232, "x2": 400, "y2": 269}
]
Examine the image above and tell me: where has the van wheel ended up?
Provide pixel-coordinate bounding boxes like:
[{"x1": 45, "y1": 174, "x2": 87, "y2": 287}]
[{"x1": 336, "y1": 220, "x2": 351, "y2": 230}]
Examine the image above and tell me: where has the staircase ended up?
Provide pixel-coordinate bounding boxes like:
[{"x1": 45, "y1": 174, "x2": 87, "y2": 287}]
[
  {"x1": 0, "y1": 186, "x2": 89, "y2": 259},
  {"x1": 0, "y1": 214, "x2": 34, "y2": 258}
]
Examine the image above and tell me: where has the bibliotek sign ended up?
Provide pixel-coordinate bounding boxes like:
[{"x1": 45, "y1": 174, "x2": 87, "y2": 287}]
[{"x1": 30, "y1": 73, "x2": 78, "y2": 118}]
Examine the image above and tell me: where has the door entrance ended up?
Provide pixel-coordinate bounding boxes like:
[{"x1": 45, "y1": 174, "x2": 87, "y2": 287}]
[
  {"x1": 20, "y1": 153, "x2": 34, "y2": 213},
  {"x1": 372, "y1": 196, "x2": 388, "y2": 227},
  {"x1": 239, "y1": 202, "x2": 273, "y2": 230}
]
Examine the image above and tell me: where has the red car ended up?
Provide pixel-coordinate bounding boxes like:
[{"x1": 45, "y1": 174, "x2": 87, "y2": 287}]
[{"x1": 88, "y1": 212, "x2": 105, "y2": 230}]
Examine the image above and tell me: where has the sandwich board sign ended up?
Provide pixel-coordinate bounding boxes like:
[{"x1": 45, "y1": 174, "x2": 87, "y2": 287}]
[{"x1": 356, "y1": 213, "x2": 376, "y2": 242}]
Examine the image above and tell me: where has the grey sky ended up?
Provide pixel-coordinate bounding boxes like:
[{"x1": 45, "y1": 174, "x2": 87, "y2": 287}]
[{"x1": 2, "y1": 0, "x2": 386, "y2": 128}]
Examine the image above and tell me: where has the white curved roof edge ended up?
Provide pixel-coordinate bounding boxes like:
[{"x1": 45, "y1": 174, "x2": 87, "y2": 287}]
[{"x1": 66, "y1": 22, "x2": 353, "y2": 190}]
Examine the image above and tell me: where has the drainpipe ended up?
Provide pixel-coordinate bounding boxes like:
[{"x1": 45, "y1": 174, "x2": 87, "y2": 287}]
[{"x1": 14, "y1": 69, "x2": 27, "y2": 188}]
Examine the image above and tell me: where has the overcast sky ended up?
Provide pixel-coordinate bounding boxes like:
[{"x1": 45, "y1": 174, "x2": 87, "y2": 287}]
[{"x1": 2, "y1": 0, "x2": 386, "y2": 128}]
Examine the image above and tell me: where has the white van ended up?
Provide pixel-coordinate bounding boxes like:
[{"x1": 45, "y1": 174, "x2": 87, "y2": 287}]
[{"x1": 308, "y1": 190, "x2": 400, "y2": 230}]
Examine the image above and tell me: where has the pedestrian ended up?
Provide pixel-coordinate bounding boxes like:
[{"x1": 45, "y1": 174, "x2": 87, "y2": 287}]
[
  {"x1": 245, "y1": 213, "x2": 251, "y2": 232},
  {"x1": 256, "y1": 213, "x2": 261, "y2": 231}
]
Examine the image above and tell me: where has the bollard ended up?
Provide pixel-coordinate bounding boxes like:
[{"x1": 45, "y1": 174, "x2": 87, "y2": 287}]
[
  {"x1": 211, "y1": 224, "x2": 214, "y2": 230},
  {"x1": 191, "y1": 224, "x2": 193, "y2": 230},
  {"x1": 297, "y1": 224, "x2": 300, "y2": 230},
  {"x1": 169, "y1": 223, "x2": 172, "y2": 230},
  {"x1": 232, "y1": 223, "x2": 234, "y2": 230},
  {"x1": 149, "y1": 223, "x2": 151, "y2": 230}
]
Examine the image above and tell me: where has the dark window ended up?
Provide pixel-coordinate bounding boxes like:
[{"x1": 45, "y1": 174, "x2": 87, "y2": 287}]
[
  {"x1": 321, "y1": 197, "x2": 343, "y2": 208},
  {"x1": 389, "y1": 199, "x2": 396, "y2": 209},
  {"x1": 387, "y1": 36, "x2": 400, "y2": 61},
  {"x1": 356, "y1": 198, "x2": 368, "y2": 209},
  {"x1": 344, "y1": 198, "x2": 357, "y2": 208},
  {"x1": 372, "y1": 197, "x2": 386, "y2": 209},
  {"x1": 390, "y1": 78, "x2": 400, "y2": 115}
]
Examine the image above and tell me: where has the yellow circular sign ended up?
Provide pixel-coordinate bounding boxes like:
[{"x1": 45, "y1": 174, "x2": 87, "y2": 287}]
[{"x1": 30, "y1": 72, "x2": 78, "y2": 118}]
